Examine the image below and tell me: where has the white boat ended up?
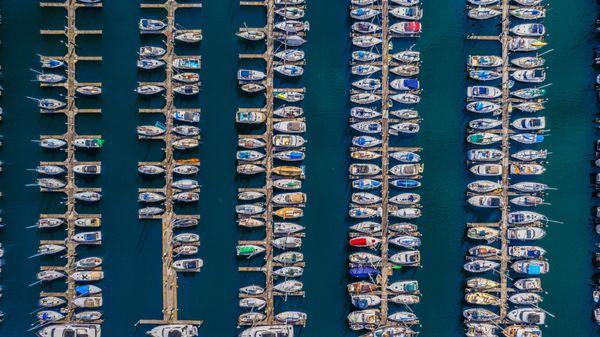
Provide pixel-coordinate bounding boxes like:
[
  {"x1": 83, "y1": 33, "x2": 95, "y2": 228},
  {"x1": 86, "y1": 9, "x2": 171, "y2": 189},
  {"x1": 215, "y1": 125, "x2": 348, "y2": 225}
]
[
  {"x1": 467, "y1": 180, "x2": 501, "y2": 193},
  {"x1": 174, "y1": 110, "x2": 200, "y2": 123},
  {"x1": 174, "y1": 84, "x2": 200, "y2": 96},
  {"x1": 507, "y1": 227, "x2": 546, "y2": 240},
  {"x1": 75, "y1": 257, "x2": 103, "y2": 269},
  {"x1": 273, "y1": 134, "x2": 306, "y2": 147},
  {"x1": 173, "y1": 258, "x2": 203, "y2": 272},
  {"x1": 73, "y1": 231, "x2": 102, "y2": 245},
  {"x1": 467, "y1": 55, "x2": 502, "y2": 67},
  {"x1": 389, "y1": 251, "x2": 420, "y2": 266},
  {"x1": 73, "y1": 164, "x2": 101, "y2": 175},
  {"x1": 350, "y1": 7, "x2": 379, "y2": 20},
  {"x1": 511, "y1": 8, "x2": 545, "y2": 20},
  {"x1": 467, "y1": 86, "x2": 501, "y2": 99},
  {"x1": 275, "y1": 311, "x2": 307, "y2": 325},
  {"x1": 511, "y1": 149, "x2": 547, "y2": 161},
  {"x1": 509, "y1": 37, "x2": 547, "y2": 52},
  {"x1": 466, "y1": 101, "x2": 501, "y2": 114},
  {"x1": 173, "y1": 138, "x2": 199, "y2": 150},
  {"x1": 147, "y1": 325, "x2": 198, "y2": 337},
  {"x1": 392, "y1": 50, "x2": 420, "y2": 63},
  {"x1": 467, "y1": 195, "x2": 503, "y2": 208},
  {"x1": 74, "y1": 192, "x2": 102, "y2": 202},
  {"x1": 138, "y1": 165, "x2": 165, "y2": 175},
  {"x1": 40, "y1": 138, "x2": 67, "y2": 149},
  {"x1": 36, "y1": 165, "x2": 65, "y2": 175},
  {"x1": 239, "y1": 297, "x2": 266, "y2": 310},
  {"x1": 275, "y1": 7, "x2": 305, "y2": 20},
  {"x1": 137, "y1": 59, "x2": 165, "y2": 70},
  {"x1": 470, "y1": 164, "x2": 502, "y2": 176},
  {"x1": 352, "y1": 35, "x2": 382, "y2": 48},
  {"x1": 73, "y1": 296, "x2": 102, "y2": 308},
  {"x1": 139, "y1": 19, "x2": 166, "y2": 32},
  {"x1": 175, "y1": 31, "x2": 202, "y2": 43},
  {"x1": 37, "y1": 324, "x2": 101, "y2": 337},
  {"x1": 390, "y1": 6, "x2": 423, "y2": 20},
  {"x1": 507, "y1": 308, "x2": 546, "y2": 324},
  {"x1": 172, "y1": 179, "x2": 199, "y2": 190},
  {"x1": 512, "y1": 69, "x2": 546, "y2": 83},
  {"x1": 139, "y1": 46, "x2": 165, "y2": 57},
  {"x1": 71, "y1": 271, "x2": 104, "y2": 282},
  {"x1": 390, "y1": 164, "x2": 422, "y2": 176},
  {"x1": 274, "y1": 121, "x2": 306, "y2": 133},
  {"x1": 76, "y1": 86, "x2": 102, "y2": 95},
  {"x1": 389, "y1": 21, "x2": 422, "y2": 35},
  {"x1": 275, "y1": 49, "x2": 305, "y2": 62},
  {"x1": 239, "y1": 326, "x2": 293, "y2": 337},
  {"x1": 37, "y1": 270, "x2": 65, "y2": 282},
  {"x1": 236, "y1": 30, "x2": 265, "y2": 41},
  {"x1": 389, "y1": 122, "x2": 420, "y2": 135},
  {"x1": 275, "y1": 65, "x2": 304, "y2": 77},
  {"x1": 468, "y1": 7, "x2": 500, "y2": 20},
  {"x1": 467, "y1": 149, "x2": 503, "y2": 162},
  {"x1": 273, "y1": 280, "x2": 303, "y2": 293},
  {"x1": 39, "y1": 297, "x2": 66, "y2": 308},
  {"x1": 511, "y1": 23, "x2": 545, "y2": 37}
]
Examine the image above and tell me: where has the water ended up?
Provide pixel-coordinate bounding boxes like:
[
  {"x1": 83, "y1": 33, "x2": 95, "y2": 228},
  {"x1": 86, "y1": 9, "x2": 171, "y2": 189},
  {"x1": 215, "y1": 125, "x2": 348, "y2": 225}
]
[{"x1": 0, "y1": 1, "x2": 598, "y2": 336}]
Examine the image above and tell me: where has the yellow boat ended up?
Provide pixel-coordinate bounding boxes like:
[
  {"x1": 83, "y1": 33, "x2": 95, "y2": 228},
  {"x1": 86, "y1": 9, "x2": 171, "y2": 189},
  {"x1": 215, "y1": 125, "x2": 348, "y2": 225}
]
[
  {"x1": 465, "y1": 292, "x2": 500, "y2": 306},
  {"x1": 350, "y1": 150, "x2": 381, "y2": 160},
  {"x1": 274, "y1": 207, "x2": 303, "y2": 219},
  {"x1": 176, "y1": 158, "x2": 200, "y2": 165},
  {"x1": 273, "y1": 165, "x2": 303, "y2": 177}
]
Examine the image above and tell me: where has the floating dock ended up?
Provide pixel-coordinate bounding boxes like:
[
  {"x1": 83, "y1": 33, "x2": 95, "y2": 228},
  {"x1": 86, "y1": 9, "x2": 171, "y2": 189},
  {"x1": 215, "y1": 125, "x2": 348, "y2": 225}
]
[
  {"x1": 34, "y1": 0, "x2": 103, "y2": 333},
  {"x1": 136, "y1": 0, "x2": 203, "y2": 331},
  {"x1": 235, "y1": 0, "x2": 308, "y2": 332},
  {"x1": 465, "y1": 0, "x2": 551, "y2": 335},
  {"x1": 347, "y1": 0, "x2": 423, "y2": 334}
]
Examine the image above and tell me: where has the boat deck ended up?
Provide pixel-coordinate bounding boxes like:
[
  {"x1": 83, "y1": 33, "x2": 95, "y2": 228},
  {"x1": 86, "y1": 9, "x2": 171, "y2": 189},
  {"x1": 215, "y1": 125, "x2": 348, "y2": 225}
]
[
  {"x1": 35, "y1": 0, "x2": 103, "y2": 328},
  {"x1": 136, "y1": 0, "x2": 203, "y2": 329}
]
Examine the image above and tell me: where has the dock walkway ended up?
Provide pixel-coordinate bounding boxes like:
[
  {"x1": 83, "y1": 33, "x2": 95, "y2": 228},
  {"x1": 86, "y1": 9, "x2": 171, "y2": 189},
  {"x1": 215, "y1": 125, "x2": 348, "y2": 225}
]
[
  {"x1": 35, "y1": 0, "x2": 103, "y2": 330},
  {"x1": 137, "y1": 0, "x2": 203, "y2": 330}
]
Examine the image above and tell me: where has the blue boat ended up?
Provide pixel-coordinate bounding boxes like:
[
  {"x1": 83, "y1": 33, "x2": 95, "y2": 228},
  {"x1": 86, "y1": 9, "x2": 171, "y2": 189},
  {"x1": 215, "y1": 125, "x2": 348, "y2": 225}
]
[
  {"x1": 75, "y1": 284, "x2": 101, "y2": 296},
  {"x1": 352, "y1": 179, "x2": 382, "y2": 190},
  {"x1": 390, "y1": 179, "x2": 421, "y2": 189},
  {"x1": 349, "y1": 266, "x2": 380, "y2": 278}
]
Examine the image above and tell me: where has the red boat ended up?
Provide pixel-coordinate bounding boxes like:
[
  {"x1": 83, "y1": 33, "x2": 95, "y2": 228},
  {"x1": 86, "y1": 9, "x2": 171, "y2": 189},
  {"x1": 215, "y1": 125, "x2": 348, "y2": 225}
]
[
  {"x1": 349, "y1": 236, "x2": 381, "y2": 247},
  {"x1": 390, "y1": 22, "x2": 422, "y2": 35}
]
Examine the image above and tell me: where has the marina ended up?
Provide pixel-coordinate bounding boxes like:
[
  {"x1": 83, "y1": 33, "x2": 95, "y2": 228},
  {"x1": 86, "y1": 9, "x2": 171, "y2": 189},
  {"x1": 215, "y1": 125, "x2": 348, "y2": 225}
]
[
  {"x1": 234, "y1": 0, "x2": 309, "y2": 335},
  {"x1": 464, "y1": 0, "x2": 553, "y2": 335},
  {"x1": 136, "y1": 0, "x2": 203, "y2": 335},
  {"x1": 30, "y1": 0, "x2": 104, "y2": 335},
  {"x1": 0, "y1": 1, "x2": 597, "y2": 336},
  {"x1": 346, "y1": 0, "x2": 423, "y2": 335}
]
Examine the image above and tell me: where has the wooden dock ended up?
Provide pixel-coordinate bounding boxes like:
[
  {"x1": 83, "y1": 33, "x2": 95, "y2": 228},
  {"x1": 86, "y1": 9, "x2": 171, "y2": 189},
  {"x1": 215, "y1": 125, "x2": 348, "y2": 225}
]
[
  {"x1": 235, "y1": 0, "x2": 307, "y2": 329},
  {"x1": 36, "y1": 0, "x2": 103, "y2": 328},
  {"x1": 465, "y1": 0, "x2": 550, "y2": 333},
  {"x1": 137, "y1": 0, "x2": 203, "y2": 329},
  {"x1": 347, "y1": 0, "x2": 423, "y2": 332}
]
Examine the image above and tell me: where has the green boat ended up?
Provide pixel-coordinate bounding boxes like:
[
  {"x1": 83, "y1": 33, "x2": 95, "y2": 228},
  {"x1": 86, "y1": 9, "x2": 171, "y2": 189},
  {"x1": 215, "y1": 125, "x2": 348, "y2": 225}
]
[{"x1": 236, "y1": 244, "x2": 265, "y2": 257}]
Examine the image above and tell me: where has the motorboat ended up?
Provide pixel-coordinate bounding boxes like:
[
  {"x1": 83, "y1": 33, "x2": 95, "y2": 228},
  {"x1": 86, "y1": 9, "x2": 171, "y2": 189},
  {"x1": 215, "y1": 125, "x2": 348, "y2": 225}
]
[
  {"x1": 467, "y1": 148, "x2": 503, "y2": 161},
  {"x1": 390, "y1": 164, "x2": 422, "y2": 176},
  {"x1": 387, "y1": 280, "x2": 419, "y2": 294},
  {"x1": 507, "y1": 227, "x2": 546, "y2": 240},
  {"x1": 174, "y1": 84, "x2": 200, "y2": 96},
  {"x1": 73, "y1": 231, "x2": 102, "y2": 245},
  {"x1": 389, "y1": 22, "x2": 422, "y2": 35},
  {"x1": 389, "y1": 251, "x2": 420, "y2": 266},
  {"x1": 147, "y1": 325, "x2": 198, "y2": 337},
  {"x1": 470, "y1": 164, "x2": 502, "y2": 176},
  {"x1": 173, "y1": 57, "x2": 201, "y2": 70},
  {"x1": 468, "y1": 195, "x2": 502, "y2": 208},
  {"x1": 511, "y1": 23, "x2": 545, "y2": 37},
  {"x1": 236, "y1": 110, "x2": 266, "y2": 124},
  {"x1": 507, "y1": 308, "x2": 546, "y2": 324},
  {"x1": 239, "y1": 325, "x2": 293, "y2": 337},
  {"x1": 512, "y1": 260, "x2": 549, "y2": 275},
  {"x1": 467, "y1": 86, "x2": 501, "y2": 99},
  {"x1": 467, "y1": 55, "x2": 503, "y2": 67},
  {"x1": 173, "y1": 258, "x2": 203, "y2": 272},
  {"x1": 37, "y1": 324, "x2": 101, "y2": 337},
  {"x1": 174, "y1": 110, "x2": 200, "y2": 123}
]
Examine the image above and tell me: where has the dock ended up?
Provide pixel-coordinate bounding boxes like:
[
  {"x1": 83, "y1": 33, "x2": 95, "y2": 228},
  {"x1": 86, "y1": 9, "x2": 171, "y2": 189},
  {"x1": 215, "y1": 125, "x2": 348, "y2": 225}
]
[
  {"x1": 136, "y1": 0, "x2": 203, "y2": 330},
  {"x1": 235, "y1": 0, "x2": 308, "y2": 331},
  {"x1": 347, "y1": 0, "x2": 423, "y2": 332},
  {"x1": 35, "y1": 0, "x2": 103, "y2": 330},
  {"x1": 465, "y1": 0, "x2": 551, "y2": 334}
]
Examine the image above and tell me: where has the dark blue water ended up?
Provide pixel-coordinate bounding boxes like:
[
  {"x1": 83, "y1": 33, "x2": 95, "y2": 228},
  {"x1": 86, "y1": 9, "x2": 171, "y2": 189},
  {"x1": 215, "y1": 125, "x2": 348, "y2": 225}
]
[{"x1": 0, "y1": 1, "x2": 597, "y2": 337}]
